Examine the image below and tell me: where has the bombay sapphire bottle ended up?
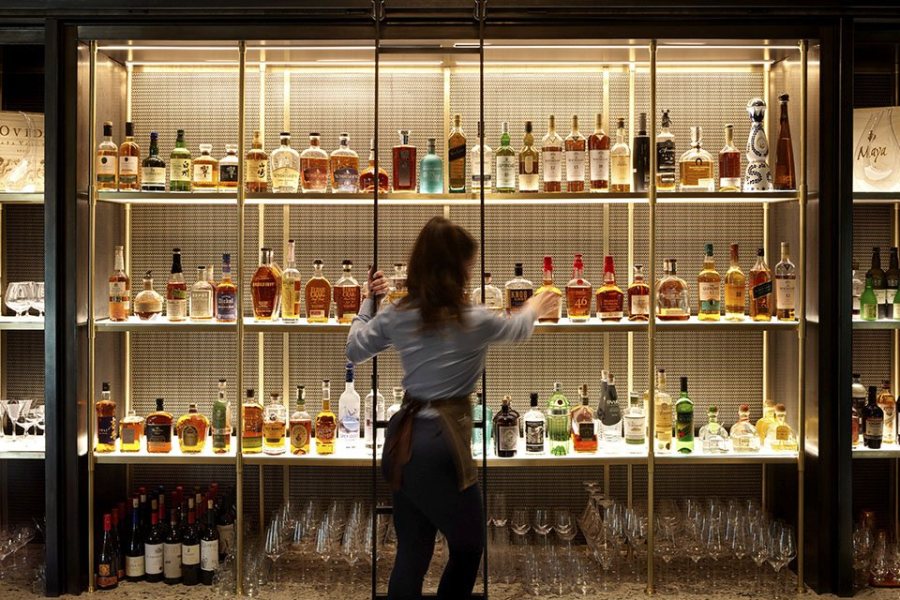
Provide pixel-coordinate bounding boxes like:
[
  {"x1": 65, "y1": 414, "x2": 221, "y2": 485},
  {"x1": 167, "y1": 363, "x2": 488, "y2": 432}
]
[
  {"x1": 472, "y1": 392, "x2": 493, "y2": 457},
  {"x1": 419, "y1": 137, "x2": 444, "y2": 194},
  {"x1": 743, "y1": 98, "x2": 772, "y2": 192}
]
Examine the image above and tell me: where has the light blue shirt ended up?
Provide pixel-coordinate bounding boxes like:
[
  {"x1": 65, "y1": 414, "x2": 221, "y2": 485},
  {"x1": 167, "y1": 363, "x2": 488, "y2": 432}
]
[{"x1": 346, "y1": 298, "x2": 536, "y2": 401}]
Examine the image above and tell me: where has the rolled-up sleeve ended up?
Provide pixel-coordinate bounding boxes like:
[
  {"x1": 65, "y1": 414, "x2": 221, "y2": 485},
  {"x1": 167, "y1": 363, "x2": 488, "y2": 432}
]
[
  {"x1": 346, "y1": 298, "x2": 392, "y2": 364},
  {"x1": 479, "y1": 306, "x2": 537, "y2": 344}
]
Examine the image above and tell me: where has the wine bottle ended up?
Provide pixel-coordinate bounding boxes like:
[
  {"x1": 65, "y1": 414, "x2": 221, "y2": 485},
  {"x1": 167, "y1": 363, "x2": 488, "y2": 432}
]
[
  {"x1": 144, "y1": 510, "x2": 164, "y2": 583},
  {"x1": 97, "y1": 513, "x2": 119, "y2": 590},
  {"x1": 125, "y1": 497, "x2": 145, "y2": 581},
  {"x1": 200, "y1": 499, "x2": 219, "y2": 585},
  {"x1": 163, "y1": 509, "x2": 182, "y2": 585},
  {"x1": 181, "y1": 500, "x2": 200, "y2": 586}
]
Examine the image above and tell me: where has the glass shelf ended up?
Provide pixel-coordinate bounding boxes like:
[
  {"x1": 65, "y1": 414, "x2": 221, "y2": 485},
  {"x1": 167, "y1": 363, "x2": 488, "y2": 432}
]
[
  {"x1": 0, "y1": 192, "x2": 43, "y2": 205},
  {"x1": 0, "y1": 316, "x2": 44, "y2": 330},
  {"x1": 0, "y1": 437, "x2": 45, "y2": 459},
  {"x1": 852, "y1": 446, "x2": 900, "y2": 459},
  {"x1": 655, "y1": 316, "x2": 798, "y2": 331},
  {"x1": 852, "y1": 319, "x2": 900, "y2": 330},
  {"x1": 94, "y1": 445, "x2": 237, "y2": 465},
  {"x1": 94, "y1": 318, "x2": 236, "y2": 332},
  {"x1": 97, "y1": 191, "x2": 236, "y2": 205},
  {"x1": 852, "y1": 192, "x2": 900, "y2": 204}
]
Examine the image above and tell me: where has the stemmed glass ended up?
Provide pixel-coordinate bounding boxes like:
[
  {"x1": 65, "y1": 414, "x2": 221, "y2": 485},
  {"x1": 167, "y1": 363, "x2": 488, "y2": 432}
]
[
  {"x1": 768, "y1": 521, "x2": 797, "y2": 599},
  {"x1": 30, "y1": 282, "x2": 44, "y2": 317},
  {"x1": 0, "y1": 401, "x2": 6, "y2": 440},
  {"x1": 5, "y1": 282, "x2": 33, "y2": 317},
  {"x1": 264, "y1": 512, "x2": 287, "y2": 591},
  {"x1": 3, "y1": 400, "x2": 31, "y2": 442}
]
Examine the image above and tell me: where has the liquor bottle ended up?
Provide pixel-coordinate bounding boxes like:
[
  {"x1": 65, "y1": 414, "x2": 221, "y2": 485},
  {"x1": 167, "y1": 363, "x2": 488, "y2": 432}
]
[
  {"x1": 176, "y1": 403, "x2": 209, "y2": 454},
  {"x1": 863, "y1": 385, "x2": 885, "y2": 449},
  {"x1": 596, "y1": 256, "x2": 624, "y2": 322},
  {"x1": 775, "y1": 242, "x2": 797, "y2": 321},
  {"x1": 627, "y1": 264, "x2": 651, "y2": 321},
  {"x1": 192, "y1": 144, "x2": 219, "y2": 190},
  {"x1": 699, "y1": 406, "x2": 730, "y2": 454},
  {"x1": 251, "y1": 248, "x2": 282, "y2": 321},
  {"x1": 867, "y1": 247, "x2": 887, "y2": 319},
  {"x1": 674, "y1": 377, "x2": 694, "y2": 454},
  {"x1": 601, "y1": 375, "x2": 622, "y2": 445},
  {"x1": 876, "y1": 380, "x2": 896, "y2": 445},
  {"x1": 125, "y1": 497, "x2": 145, "y2": 581},
  {"x1": 213, "y1": 254, "x2": 237, "y2": 323},
  {"x1": 719, "y1": 124, "x2": 741, "y2": 192},
  {"x1": 217, "y1": 144, "x2": 239, "y2": 190},
  {"x1": 359, "y1": 139, "x2": 390, "y2": 193},
  {"x1": 141, "y1": 132, "x2": 166, "y2": 192},
  {"x1": 263, "y1": 393, "x2": 287, "y2": 455},
  {"x1": 724, "y1": 244, "x2": 746, "y2": 321},
  {"x1": 97, "y1": 514, "x2": 119, "y2": 589},
  {"x1": 364, "y1": 386, "x2": 385, "y2": 450},
  {"x1": 334, "y1": 260, "x2": 362, "y2": 323},
  {"x1": 145, "y1": 398, "x2": 173, "y2": 453},
  {"x1": 181, "y1": 502, "x2": 200, "y2": 586},
  {"x1": 245, "y1": 130, "x2": 269, "y2": 193},
  {"x1": 383, "y1": 262, "x2": 409, "y2": 307},
  {"x1": 387, "y1": 387, "x2": 403, "y2": 421},
  {"x1": 744, "y1": 99, "x2": 772, "y2": 191},
  {"x1": 300, "y1": 132, "x2": 329, "y2": 192},
  {"x1": 111, "y1": 508, "x2": 123, "y2": 580},
  {"x1": 773, "y1": 93, "x2": 796, "y2": 190},
  {"x1": 749, "y1": 248, "x2": 773, "y2": 321},
  {"x1": 505, "y1": 263, "x2": 534, "y2": 314},
  {"x1": 570, "y1": 384, "x2": 598, "y2": 453},
  {"x1": 199, "y1": 499, "x2": 218, "y2": 586},
  {"x1": 448, "y1": 114, "x2": 467, "y2": 193},
  {"x1": 211, "y1": 379, "x2": 230, "y2": 454},
  {"x1": 886, "y1": 247, "x2": 900, "y2": 319},
  {"x1": 679, "y1": 126, "x2": 714, "y2": 192},
  {"x1": 655, "y1": 110, "x2": 676, "y2": 191},
  {"x1": 215, "y1": 490, "x2": 235, "y2": 559},
  {"x1": 565, "y1": 254, "x2": 592, "y2": 322},
  {"x1": 624, "y1": 391, "x2": 646, "y2": 450},
  {"x1": 279, "y1": 240, "x2": 302, "y2": 322},
  {"x1": 852, "y1": 373, "x2": 867, "y2": 448},
  {"x1": 565, "y1": 114, "x2": 587, "y2": 192},
  {"x1": 518, "y1": 121, "x2": 540, "y2": 193},
  {"x1": 304, "y1": 259, "x2": 332, "y2": 323},
  {"x1": 119, "y1": 121, "x2": 141, "y2": 191},
  {"x1": 315, "y1": 380, "x2": 337, "y2": 455},
  {"x1": 860, "y1": 276, "x2": 878, "y2": 321},
  {"x1": 547, "y1": 382, "x2": 571, "y2": 456},
  {"x1": 651, "y1": 368, "x2": 673, "y2": 453},
  {"x1": 495, "y1": 123, "x2": 517, "y2": 193},
  {"x1": 524, "y1": 393, "x2": 546, "y2": 455},
  {"x1": 534, "y1": 256, "x2": 563, "y2": 323},
  {"x1": 490, "y1": 396, "x2": 515, "y2": 457},
  {"x1": 589, "y1": 112, "x2": 610, "y2": 192},
  {"x1": 610, "y1": 118, "x2": 631, "y2": 192},
  {"x1": 96, "y1": 121, "x2": 118, "y2": 191},
  {"x1": 852, "y1": 261, "x2": 863, "y2": 316},
  {"x1": 632, "y1": 112, "x2": 650, "y2": 193},
  {"x1": 95, "y1": 382, "x2": 117, "y2": 453},
  {"x1": 271, "y1": 132, "x2": 301, "y2": 193},
  {"x1": 189, "y1": 266, "x2": 215, "y2": 321},
  {"x1": 471, "y1": 121, "x2": 492, "y2": 193},
  {"x1": 541, "y1": 115, "x2": 563, "y2": 192},
  {"x1": 657, "y1": 259, "x2": 690, "y2": 321},
  {"x1": 241, "y1": 389, "x2": 263, "y2": 454},
  {"x1": 169, "y1": 130, "x2": 192, "y2": 192},
  {"x1": 766, "y1": 403, "x2": 798, "y2": 451},
  {"x1": 472, "y1": 272, "x2": 504, "y2": 312},
  {"x1": 697, "y1": 244, "x2": 721, "y2": 321},
  {"x1": 330, "y1": 133, "x2": 360, "y2": 193},
  {"x1": 756, "y1": 399, "x2": 777, "y2": 445},
  {"x1": 163, "y1": 509, "x2": 182, "y2": 585},
  {"x1": 144, "y1": 511, "x2": 164, "y2": 583},
  {"x1": 108, "y1": 245, "x2": 130, "y2": 322},
  {"x1": 472, "y1": 392, "x2": 493, "y2": 458},
  {"x1": 729, "y1": 404, "x2": 760, "y2": 452},
  {"x1": 166, "y1": 249, "x2": 187, "y2": 322},
  {"x1": 338, "y1": 363, "x2": 362, "y2": 449},
  {"x1": 419, "y1": 137, "x2": 443, "y2": 194},
  {"x1": 120, "y1": 409, "x2": 144, "y2": 453},
  {"x1": 289, "y1": 386, "x2": 312, "y2": 455}
]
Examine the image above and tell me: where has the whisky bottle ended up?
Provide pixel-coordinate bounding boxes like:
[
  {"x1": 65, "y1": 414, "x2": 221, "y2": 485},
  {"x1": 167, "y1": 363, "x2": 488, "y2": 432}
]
[
  {"x1": 334, "y1": 260, "x2": 362, "y2": 323},
  {"x1": 166, "y1": 249, "x2": 187, "y2": 322},
  {"x1": 724, "y1": 244, "x2": 747, "y2": 321},
  {"x1": 176, "y1": 403, "x2": 209, "y2": 454},
  {"x1": 251, "y1": 248, "x2": 282, "y2": 321},
  {"x1": 595, "y1": 256, "x2": 624, "y2": 322},
  {"x1": 315, "y1": 380, "x2": 337, "y2": 455},
  {"x1": 748, "y1": 248, "x2": 773, "y2": 321},
  {"x1": 141, "y1": 132, "x2": 166, "y2": 192},
  {"x1": 775, "y1": 242, "x2": 797, "y2": 321},
  {"x1": 565, "y1": 115, "x2": 586, "y2": 192},
  {"x1": 565, "y1": 254, "x2": 592, "y2": 322},
  {"x1": 570, "y1": 384, "x2": 598, "y2": 453},
  {"x1": 876, "y1": 380, "x2": 896, "y2": 445},
  {"x1": 657, "y1": 259, "x2": 690, "y2": 321},
  {"x1": 192, "y1": 144, "x2": 219, "y2": 190},
  {"x1": 305, "y1": 259, "x2": 332, "y2": 323},
  {"x1": 118, "y1": 121, "x2": 141, "y2": 191},
  {"x1": 651, "y1": 368, "x2": 673, "y2": 453},
  {"x1": 448, "y1": 114, "x2": 466, "y2": 193},
  {"x1": 589, "y1": 113, "x2": 610, "y2": 192},
  {"x1": 96, "y1": 382, "x2": 117, "y2": 453},
  {"x1": 280, "y1": 240, "x2": 302, "y2": 322},
  {"x1": 134, "y1": 271, "x2": 163, "y2": 320},
  {"x1": 610, "y1": 118, "x2": 631, "y2": 193},
  {"x1": 169, "y1": 130, "x2": 192, "y2": 192},
  {"x1": 505, "y1": 263, "x2": 534, "y2": 313},
  {"x1": 241, "y1": 389, "x2": 263, "y2": 454},
  {"x1": 189, "y1": 266, "x2": 215, "y2": 321},
  {"x1": 697, "y1": 244, "x2": 721, "y2": 321},
  {"x1": 524, "y1": 393, "x2": 546, "y2": 455},
  {"x1": 96, "y1": 121, "x2": 118, "y2": 191},
  {"x1": 632, "y1": 112, "x2": 650, "y2": 193},
  {"x1": 146, "y1": 398, "x2": 174, "y2": 454},
  {"x1": 863, "y1": 386, "x2": 885, "y2": 449},
  {"x1": 109, "y1": 245, "x2": 131, "y2": 322},
  {"x1": 674, "y1": 377, "x2": 694, "y2": 454},
  {"x1": 678, "y1": 126, "x2": 714, "y2": 192},
  {"x1": 217, "y1": 144, "x2": 239, "y2": 190},
  {"x1": 393, "y1": 130, "x2": 418, "y2": 192},
  {"x1": 535, "y1": 256, "x2": 563, "y2": 323},
  {"x1": 471, "y1": 122, "x2": 493, "y2": 193},
  {"x1": 359, "y1": 139, "x2": 390, "y2": 193},
  {"x1": 270, "y1": 132, "x2": 301, "y2": 193},
  {"x1": 729, "y1": 404, "x2": 759, "y2": 452},
  {"x1": 546, "y1": 382, "x2": 571, "y2": 456},
  {"x1": 867, "y1": 247, "x2": 887, "y2": 319},
  {"x1": 518, "y1": 121, "x2": 540, "y2": 192},
  {"x1": 773, "y1": 93, "x2": 796, "y2": 190},
  {"x1": 627, "y1": 264, "x2": 650, "y2": 321},
  {"x1": 472, "y1": 272, "x2": 504, "y2": 313},
  {"x1": 211, "y1": 379, "x2": 231, "y2": 454},
  {"x1": 215, "y1": 254, "x2": 237, "y2": 323},
  {"x1": 494, "y1": 396, "x2": 519, "y2": 457},
  {"x1": 383, "y1": 262, "x2": 409, "y2": 307},
  {"x1": 541, "y1": 115, "x2": 563, "y2": 192},
  {"x1": 330, "y1": 133, "x2": 360, "y2": 193},
  {"x1": 300, "y1": 132, "x2": 329, "y2": 192},
  {"x1": 495, "y1": 123, "x2": 517, "y2": 193},
  {"x1": 718, "y1": 124, "x2": 741, "y2": 192},
  {"x1": 244, "y1": 130, "x2": 269, "y2": 193},
  {"x1": 120, "y1": 408, "x2": 144, "y2": 453},
  {"x1": 263, "y1": 393, "x2": 287, "y2": 455},
  {"x1": 419, "y1": 138, "x2": 444, "y2": 194},
  {"x1": 699, "y1": 406, "x2": 730, "y2": 454},
  {"x1": 289, "y1": 386, "x2": 312, "y2": 455},
  {"x1": 655, "y1": 110, "x2": 676, "y2": 191}
]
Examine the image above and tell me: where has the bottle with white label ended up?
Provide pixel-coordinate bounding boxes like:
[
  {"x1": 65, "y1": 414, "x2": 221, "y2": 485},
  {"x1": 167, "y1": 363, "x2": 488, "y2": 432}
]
[
  {"x1": 270, "y1": 132, "x2": 301, "y2": 193},
  {"x1": 141, "y1": 131, "x2": 167, "y2": 192},
  {"x1": 565, "y1": 114, "x2": 586, "y2": 192},
  {"x1": 495, "y1": 122, "x2": 517, "y2": 193},
  {"x1": 125, "y1": 497, "x2": 145, "y2": 581},
  {"x1": 118, "y1": 121, "x2": 141, "y2": 191},
  {"x1": 589, "y1": 112, "x2": 610, "y2": 192},
  {"x1": 698, "y1": 244, "x2": 721, "y2": 321},
  {"x1": 623, "y1": 391, "x2": 646, "y2": 452},
  {"x1": 364, "y1": 386, "x2": 386, "y2": 450},
  {"x1": 163, "y1": 509, "x2": 182, "y2": 584},
  {"x1": 199, "y1": 499, "x2": 219, "y2": 585},
  {"x1": 775, "y1": 242, "x2": 797, "y2": 321},
  {"x1": 524, "y1": 392, "x2": 546, "y2": 455},
  {"x1": 144, "y1": 511, "x2": 164, "y2": 582},
  {"x1": 339, "y1": 363, "x2": 361, "y2": 449},
  {"x1": 518, "y1": 121, "x2": 540, "y2": 192},
  {"x1": 169, "y1": 129, "x2": 192, "y2": 192},
  {"x1": 190, "y1": 266, "x2": 215, "y2": 321},
  {"x1": 471, "y1": 120, "x2": 493, "y2": 193},
  {"x1": 541, "y1": 115, "x2": 564, "y2": 192},
  {"x1": 181, "y1": 502, "x2": 201, "y2": 586}
]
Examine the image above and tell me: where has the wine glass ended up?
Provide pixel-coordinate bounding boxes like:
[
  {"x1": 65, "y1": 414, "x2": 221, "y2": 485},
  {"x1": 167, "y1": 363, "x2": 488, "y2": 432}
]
[
  {"x1": 5, "y1": 282, "x2": 32, "y2": 317},
  {"x1": 30, "y1": 283, "x2": 44, "y2": 317},
  {"x1": 489, "y1": 492, "x2": 507, "y2": 527},
  {"x1": 0, "y1": 401, "x2": 6, "y2": 440},
  {"x1": 264, "y1": 514, "x2": 286, "y2": 591},
  {"x1": 4, "y1": 400, "x2": 31, "y2": 442}
]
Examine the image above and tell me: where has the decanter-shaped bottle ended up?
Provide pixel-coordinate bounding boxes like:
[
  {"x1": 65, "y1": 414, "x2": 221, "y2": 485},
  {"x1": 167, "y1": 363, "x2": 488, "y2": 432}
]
[
  {"x1": 744, "y1": 98, "x2": 772, "y2": 191},
  {"x1": 854, "y1": 108, "x2": 900, "y2": 191}
]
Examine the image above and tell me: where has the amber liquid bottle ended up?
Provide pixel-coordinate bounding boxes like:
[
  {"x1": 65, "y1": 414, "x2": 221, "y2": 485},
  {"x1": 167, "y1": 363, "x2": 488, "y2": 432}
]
[
  {"x1": 305, "y1": 259, "x2": 333, "y2": 323},
  {"x1": 773, "y1": 93, "x2": 796, "y2": 190},
  {"x1": 146, "y1": 398, "x2": 174, "y2": 454},
  {"x1": 251, "y1": 248, "x2": 282, "y2": 321},
  {"x1": 245, "y1": 130, "x2": 269, "y2": 193},
  {"x1": 95, "y1": 382, "x2": 117, "y2": 453}
]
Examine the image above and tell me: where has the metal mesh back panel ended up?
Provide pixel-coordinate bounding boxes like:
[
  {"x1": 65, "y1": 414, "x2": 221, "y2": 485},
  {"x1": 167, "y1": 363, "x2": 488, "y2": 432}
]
[{"x1": 852, "y1": 205, "x2": 893, "y2": 386}]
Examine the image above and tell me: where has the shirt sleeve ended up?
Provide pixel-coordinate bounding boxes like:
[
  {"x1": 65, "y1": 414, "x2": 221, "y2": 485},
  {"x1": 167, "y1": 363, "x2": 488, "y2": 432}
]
[
  {"x1": 476, "y1": 306, "x2": 537, "y2": 344},
  {"x1": 346, "y1": 297, "x2": 392, "y2": 364}
]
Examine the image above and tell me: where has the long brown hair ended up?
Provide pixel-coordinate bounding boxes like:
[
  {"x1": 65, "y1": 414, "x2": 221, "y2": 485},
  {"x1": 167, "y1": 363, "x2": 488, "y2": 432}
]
[{"x1": 398, "y1": 216, "x2": 477, "y2": 330}]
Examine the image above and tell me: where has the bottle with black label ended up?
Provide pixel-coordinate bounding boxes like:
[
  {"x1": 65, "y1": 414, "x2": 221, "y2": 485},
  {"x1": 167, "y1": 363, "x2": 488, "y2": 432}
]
[
  {"x1": 656, "y1": 110, "x2": 676, "y2": 191},
  {"x1": 632, "y1": 112, "x2": 651, "y2": 192},
  {"x1": 504, "y1": 263, "x2": 534, "y2": 314},
  {"x1": 524, "y1": 393, "x2": 546, "y2": 455},
  {"x1": 146, "y1": 398, "x2": 174, "y2": 453},
  {"x1": 494, "y1": 396, "x2": 519, "y2": 457},
  {"x1": 601, "y1": 375, "x2": 622, "y2": 444}
]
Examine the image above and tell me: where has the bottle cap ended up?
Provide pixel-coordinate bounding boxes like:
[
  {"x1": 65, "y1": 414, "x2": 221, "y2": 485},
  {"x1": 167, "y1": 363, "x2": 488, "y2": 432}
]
[
  {"x1": 680, "y1": 377, "x2": 687, "y2": 392},
  {"x1": 709, "y1": 406, "x2": 719, "y2": 415},
  {"x1": 779, "y1": 93, "x2": 790, "y2": 102},
  {"x1": 125, "y1": 121, "x2": 134, "y2": 136},
  {"x1": 524, "y1": 121, "x2": 533, "y2": 133},
  {"x1": 102, "y1": 382, "x2": 110, "y2": 392},
  {"x1": 853, "y1": 372, "x2": 861, "y2": 378},
  {"x1": 603, "y1": 255, "x2": 615, "y2": 273},
  {"x1": 705, "y1": 243, "x2": 713, "y2": 256},
  {"x1": 530, "y1": 392, "x2": 538, "y2": 407},
  {"x1": 661, "y1": 110, "x2": 670, "y2": 128},
  {"x1": 150, "y1": 131, "x2": 158, "y2": 141},
  {"x1": 739, "y1": 403, "x2": 750, "y2": 412},
  {"x1": 757, "y1": 248, "x2": 765, "y2": 257},
  {"x1": 573, "y1": 254, "x2": 584, "y2": 270},
  {"x1": 775, "y1": 403, "x2": 787, "y2": 411},
  {"x1": 617, "y1": 117, "x2": 625, "y2": 129},
  {"x1": 543, "y1": 256, "x2": 553, "y2": 271},
  {"x1": 246, "y1": 389, "x2": 254, "y2": 398},
  {"x1": 156, "y1": 398, "x2": 164, "y2": 409},
  {"x1": 280, "y1": 131, "x2": 290, "y2": 137}
]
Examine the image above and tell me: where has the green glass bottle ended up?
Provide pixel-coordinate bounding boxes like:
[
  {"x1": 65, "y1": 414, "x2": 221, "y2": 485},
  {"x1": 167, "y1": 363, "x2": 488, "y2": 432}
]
[
  {"x1": 674, "y1": 376, "x2": 694, "y2": 454},
  {"x1": 861, "y1": 276, "x2": 878, "y2": 322},
  {"x1": 418, "y1": 138, "x2": 444, "y2": 194},
  {"x1": 547, "y1": 381, "x2": 571, "y2": 456},
  {"x1": 169, "y1": 129, "x2": 192, "y2": 192},
  {"x1": 211, "y1": 379, "x2": 230, "y2": 454},
  {"x1": 495, "y1": 122, "x2": 517, "y2": 193}
]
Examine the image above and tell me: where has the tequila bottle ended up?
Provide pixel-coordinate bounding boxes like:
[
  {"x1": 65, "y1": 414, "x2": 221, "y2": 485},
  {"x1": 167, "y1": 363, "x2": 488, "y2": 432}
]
[
  {"x1": 674, "y1": 377, "x2": 694, "y2": 454},
  {"x1": 419, "y1": 138, "x2": 443, "y2": 194},
  {"x1": 541, "y1": 115, "x2": 563, "y2": 192},
  {"x1": 589, "y1": 112, "x2": 610, "y2": 192},
  {"x1": 699, "y1": 406, "x2": 730, "y2": 454},
  {"x1": 679, "y1": 126, "x2": 714, "y2": 192},
  {"x1": 305, "y1": 260, "x2": 331, "y2": 323},
  {"x1": 565, "y1": 254, "x2": 592, "y2": 322},
  {"x1": 338, "y1": 363, "x2": 361, "y2": 449},
  {"x1": 748, "y1": 248, "x2": 773, "y2": 321},
  {"x1": 773, "y1": 93, "x2": 796, "y2": 190},
  {"x1": 756, "y1": 399, "x2": 777, "y2": 445},
  {"x1": 524, "y1": 393, "x2": 546, "y2": 455},
  {"x1": 610, "y1": 118, "x2": 631, "y2": 192},
  {"x1": 766, "y1": 403, "x2": 798, "y2": 451},
  {"x1": 169, "y1": 130, "x2": 192, "y2": 192},
  {"x1": 495, "y1": 122, "x2": 517, "y2": 193},
  {"x1": 518, "y1": 121, "x2": 539, "y2": 192},
  {"x1": 330, "y1": 133, "x2": 360, "y2": 193},
  {"x1": 471, "y1": 121, "x2": 493, "y2": 193},
  {"x1": 334, "y1": 260, "x2": 362, "y2": 323},
  {"x1": 697, "y1": 244, "x2": 721, "y2": 321},
  {"x1": 299, "y1": 133, "x2": 329, "y2": 192},
  {"x1": 315, "y1": 381, "x2": 337, "y2": 455},
  {"x1": 289, "y1": 386, "x2": 312, "y2": 455},
  {"x1": 565, "y1": 114, "x2": 587, "y2": 192},
  {"x1": 271, "y1": 132, "x2": 301, "y2": 193},
  {"x1": 724, "y1": 244, "x2": 747, "y2": 321},
  {"x1": 729, "y1": 404, "x2": 759, "y2": 453},
  {"x1": 472, "y1": 273, "x2": 504, "y2": 313},
  {"x1": 281, "y1": 240, "x2": 302, "y2": 322},
  {"x1": 571, "y1": 384, "x2": 598, "y2": 453},
  {"x1": 744, "y1": 99, "x2": 772, "y2": 191},
  {"x1": 547, "y1": 382, "x2": 571, "y2": 456},
  {"x1": 535, "y1": 256, "x2": 563, "y2": 323},
  {"x1": 176, "y1": 403, "x2": 209, "y2": 454},
  {"x1": 262, "y1": 393, "x2": 286, "y2": 455}
]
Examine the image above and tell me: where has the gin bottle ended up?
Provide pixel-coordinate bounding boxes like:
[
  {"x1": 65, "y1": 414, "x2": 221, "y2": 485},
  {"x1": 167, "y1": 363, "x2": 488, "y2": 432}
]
[
  {"x1": 418, "y1": 138, "x2": 443, "y2": 194},
  {"x1": 471, "y1": 121, "x2": 493, "y2": 193},
  {"x1": 547, "y1": 382, "x2": 571, "y2": 456},
  {"x1": 524, "y1": 392, "x2": 546, "y2": 455}
]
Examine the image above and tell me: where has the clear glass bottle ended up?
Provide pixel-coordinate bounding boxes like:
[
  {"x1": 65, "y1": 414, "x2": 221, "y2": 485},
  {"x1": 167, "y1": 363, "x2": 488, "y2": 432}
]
[
  {"x1": 674, "y1": 377, "x2": 694, "y2": 454},
  {"x1": 547, "y1": 382, "x2": 571, "y2": 456},
  {"x1": 109, "y1": 245, "x2": 130, "y2": 322},
  {"x1": 383, "y1": 262, "x2": 409, "y2": 307},
  {"x1": 392, "y1": 129, "x2": 417, "y2": 192},
  {"x1": 387, "y1": 387, "x2": 403, "y2": 421},
  {"x1": 175, "y1": 403, "x2": 209, "y2": 454},
  {"x1": 535, "y1": 256, "x2": 563, "y2": 323},
  {"x1": 118, "y1": 121, "x2": 141, "y2": 191},
  {"x1": 748, "y1": 248, "x2": 773, "y2": 321},
  {"x1": 766, "y1": 403, "x2": 798, "y2": 451},
  {"x1": 624, "y1": 391, "x2": 646, "y2": 451},
  {"x1": 601, "y1": 375, "x2": 622, "y2": 445},
  {"x1": 756, "y1": 399, "x2": 778, "y2": 445},
  {"x1": 448, "y1": 114, "x2": 467, "y2": 193},
  {"x1": 589, "y1": 112, "x2": 610, "y2": 192},
  {"x1": 570, "y1": 384, "x2": 598, "y2": 453},
  {"x1": 518, "y1": 121, "x2": 540, "y2": 192},
  {"x1": 315, "y1": 380, "x2": 337, "y2": 455},
  {"x1": 280, "y1": 240, "x2": 302, "y2": 322},
  {"x1": 304, "y1": 259, "x2": 332, "y2": 323},
  {"x1": 141, "y1": 131, "x2": 166, "y2": 192},
  {"x1": 251, "y1": 248, "x2": 282, "y2": 321},
  {"x1": 364, "y1": 387, "x2": 385, "y2": 450},
  {"x1": 192, "y1": 143, "x2": 219, "y2": 190},
  {"x1": 610, "y1": 117, "x2": 631, "y2": 193},
  {"x1": 729, "y1": 404, "x2": 759, "y2": 453},
  {"x1": 166, "y1": 249, "x2": 187, "y2": 322},
  {"x1": 718, "y1": 124, "x2": 742, "y2": 191},
  {"x1": 169, "y1": 129, "x2": 192, "y2": 192},
  {"x1": 289, "y1": 386, "x2": 312, "y2": 455},
  {"x1": 565, "y1": 254, "x2": 592, "y2": 322},
  {"x1": 877, "y1": 380, "x2": 896, "y2": 445},
  {"x1": 524, "y1": 392, "x2": 546, "y2": 455},
  {"x1": 96, "y1": 121, "x2": 118, "y2": 190},
  {"x1": 657, "y1": 259, "x2": 690, "y2": 321},
  {"x1": 300, "y1": 133, "x2": 329, "y2": 192},
  {"x1": 505, "y1": 263, "x2": 534, "y2": 314},
  {"x1": 632, "y1": 112, "x2": 651, "y2": 193},
  {"x1": 241, "y1": 389, "x2": 263, "y2": 454},
  {"x1": 495, "y1": 122, "x2": 517, "y2": 193},
  {"x1": 270, "y1": 132, "x2": 301, "y2": 194},
  {"x1": 697, "y1": 244, "x2": 721, "y2": 321},
  {"x1": 218, "y1": 144, "x2": 239, "y2": 189},
  {"x1": 359, "y1": 139, "x2": 390, "y2": 193},
  {"x1": 541, "y1": 115, "x2": 564, "y2": 192},
  {"x1": 338, "y1": 363, "x2": 361, "y2": 450},
  {"x1": 119, "y1": 408, "x2": 144, "y2": 453},
  {"x1": 189, "y1": 266, "x2": 215, "y2": 321},
  {"x1": 699, "y1": 406, "x2": 730, "y2": 454},
  {"x1": 472, "y1": 273, "x2": 504, "y2": 313},
  {"x1": 627, "y1": 264, "x2": 651, "y2": 321},
  {"x1": 852, "y1": 261, "x2": 863, "y2": 317},
  {"x1": 595, "y1": 255, "x2": 624, "y2": 322},
  {"x1": 245, "y1": 129, "x2": 269, "y2": 193},
  {"x1": 724, "y1": 243, "x2": 747, "y2": 321},
  {"x1": 134, "y1": 271, "x2": 163, "y2": 320},
  {"x1": 679, "y1": 126, "x2": 714, "y2": 192},
  {"x1": 330, "y1": 133, "x2": 360, "y2": 193},
  {"x1": 334, "y1": 260, "x2": 362, "y2": 324},
  {"x1": 775, "y1": 242, "x2": 797, "y2": 321},
  {"x1": 471, "y1": 121, "x2": 493, "y2": 193},
  {"x1": 262, "y1": 393, "x2": 286, "y2": 455},
  {"x1": 650, "y1": 368, "x2": 673, "y2": 453},
  {"x1": 655, "y1": 110, "x2": 676, "y2": 191},
  {"x1": 418, "y1": 138, "x2": 443, "y2": 194},
  {"x1": 774, "y1": 93, "x2": 796, "y2": 190},
  {"x1": 564, "y1": 114, "x2": 586, "y2": 192}
]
